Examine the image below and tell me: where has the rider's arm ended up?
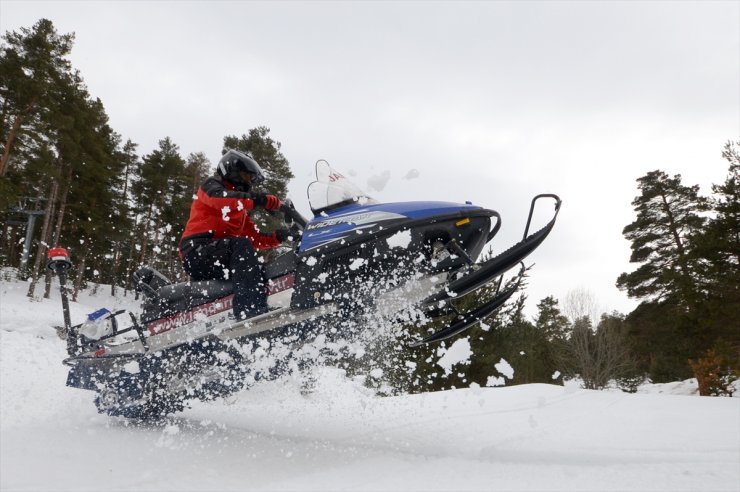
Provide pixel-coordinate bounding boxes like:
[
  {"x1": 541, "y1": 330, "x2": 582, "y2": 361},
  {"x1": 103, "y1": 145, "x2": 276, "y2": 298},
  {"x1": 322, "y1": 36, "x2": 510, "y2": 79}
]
[
  {"x1": 197, "y1": 177, "x2": 258, "y2": 211},
  {"x1": 241, "y1": 216, "x2": 281, "y2": 250}
]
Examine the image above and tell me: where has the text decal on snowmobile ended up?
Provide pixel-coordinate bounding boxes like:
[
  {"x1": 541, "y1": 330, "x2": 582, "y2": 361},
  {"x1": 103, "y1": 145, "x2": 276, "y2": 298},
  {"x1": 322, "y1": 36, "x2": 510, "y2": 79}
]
[
  {"x1": 147, "y1": 296, "x2": 233, "y2": 335},
  {"x1": 267, "y1": 274, "x2": 294, "y2": 295},
  {"x1": 305, "y1": 210, "x2": 405, "y2": 231}
]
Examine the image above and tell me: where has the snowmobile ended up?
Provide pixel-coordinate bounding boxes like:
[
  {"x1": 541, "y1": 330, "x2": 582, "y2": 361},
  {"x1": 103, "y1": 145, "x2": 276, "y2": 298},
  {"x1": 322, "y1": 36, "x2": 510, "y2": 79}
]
[{"x1": 48, "y1": 160, "x2": 561, "y2": 418}]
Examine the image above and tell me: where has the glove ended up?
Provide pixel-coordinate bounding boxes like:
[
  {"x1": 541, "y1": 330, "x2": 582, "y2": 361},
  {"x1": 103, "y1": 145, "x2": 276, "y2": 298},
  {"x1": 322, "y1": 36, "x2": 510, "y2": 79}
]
[
  {"x1": 274, "y1": 228, "x2": 291, "y2": 243},
  {"x1": 252, "y1": 193, "x2": 281, "y2": 211}
]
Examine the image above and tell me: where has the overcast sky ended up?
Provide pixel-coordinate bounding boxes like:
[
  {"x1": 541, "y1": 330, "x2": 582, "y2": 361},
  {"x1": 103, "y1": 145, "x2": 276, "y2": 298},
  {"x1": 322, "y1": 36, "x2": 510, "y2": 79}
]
[{"x1": 2, "y1": 1, "x2": 738, "y2": 319}]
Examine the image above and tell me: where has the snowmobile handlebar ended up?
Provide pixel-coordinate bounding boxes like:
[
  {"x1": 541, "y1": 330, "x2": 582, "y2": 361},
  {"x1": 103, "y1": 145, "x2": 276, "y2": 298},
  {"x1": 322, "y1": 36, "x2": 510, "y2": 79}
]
[{"x1": 279, "y1": 200, "x2": 307, "y2": 230}]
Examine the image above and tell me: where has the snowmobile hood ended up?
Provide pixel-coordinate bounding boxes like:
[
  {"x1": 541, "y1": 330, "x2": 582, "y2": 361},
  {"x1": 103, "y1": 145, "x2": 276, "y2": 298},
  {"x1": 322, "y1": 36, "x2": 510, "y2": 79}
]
[{"x1": 299, "y1": 200, "x2": 487, "y2": 252}]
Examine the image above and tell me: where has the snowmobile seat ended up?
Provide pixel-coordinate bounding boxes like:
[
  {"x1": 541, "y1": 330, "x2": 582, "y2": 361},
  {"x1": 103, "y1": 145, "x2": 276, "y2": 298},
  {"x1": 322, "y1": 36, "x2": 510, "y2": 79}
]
[
  {"x1": 138, "y1": 279, "x2": 235, "y2": 324},
  {"x1": 156, "y1": 280, "x2": 234, "y2": 303},
  {"x1": 133, "y1": 267, "x2": 173, "y2": 299},
  {"x1": 134, "y1": 266, "x2": 234, "y2": 303},
  {"x1": 135, "y1": 255, "x2": 297, "y2": 324},
  {"x1": 134, "y1": 267, "x2": 235, "y2": 323}
]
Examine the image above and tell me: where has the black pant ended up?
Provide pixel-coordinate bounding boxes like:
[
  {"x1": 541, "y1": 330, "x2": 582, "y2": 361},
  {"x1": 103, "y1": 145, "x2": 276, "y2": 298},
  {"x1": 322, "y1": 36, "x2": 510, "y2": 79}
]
[{"x1": 181, "y1": 237, "x2": 266, "y2": 320}]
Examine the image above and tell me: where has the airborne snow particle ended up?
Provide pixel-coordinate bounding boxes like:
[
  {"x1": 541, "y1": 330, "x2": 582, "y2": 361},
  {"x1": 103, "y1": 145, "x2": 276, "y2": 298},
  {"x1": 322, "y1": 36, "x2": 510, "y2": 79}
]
[
  {"x1": 436, "y1": 337, "x2": 472, "y2": 375},
  {"x1": 122, "y1": 361, "x2": 140, "y2": 374},
  {"x1": 386, "y1": 230, "x2": 412, "y2": 249},
  {"x1": 367, "y1": 170, "x2": 391, "y2": 192},
  {"x1": 495, "y1": 358, "x2": 515, "y2": 379},
  {"x1": 486, "y1": 376, "x2": 506, "y2": 387},
  {"x1": 349, "y1": 258, "x2": 366, "y2": 271},
  {"x1": 402, "y1": 169, "x2": 420, "y2": 180}
]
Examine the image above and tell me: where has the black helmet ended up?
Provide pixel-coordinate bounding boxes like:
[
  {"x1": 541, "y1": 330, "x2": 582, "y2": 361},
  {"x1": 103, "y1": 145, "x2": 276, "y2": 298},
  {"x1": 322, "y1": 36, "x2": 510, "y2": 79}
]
[{"x1": 217, "y1": 149, "x2": 265, "y2": 191}]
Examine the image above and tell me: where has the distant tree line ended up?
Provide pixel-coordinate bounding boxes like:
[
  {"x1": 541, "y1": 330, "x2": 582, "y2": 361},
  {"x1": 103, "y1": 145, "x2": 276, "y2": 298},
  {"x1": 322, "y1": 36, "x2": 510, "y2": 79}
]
[{"x1": 0, "y1": 19, "x2": 292, "y2": 300}]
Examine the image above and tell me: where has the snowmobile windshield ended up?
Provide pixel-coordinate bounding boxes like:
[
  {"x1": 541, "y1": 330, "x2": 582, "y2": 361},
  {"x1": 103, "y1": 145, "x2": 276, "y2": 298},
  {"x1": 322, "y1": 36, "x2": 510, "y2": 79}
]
[{"x1": 307, "y1": 160, "x2": 378, "y2": 215}]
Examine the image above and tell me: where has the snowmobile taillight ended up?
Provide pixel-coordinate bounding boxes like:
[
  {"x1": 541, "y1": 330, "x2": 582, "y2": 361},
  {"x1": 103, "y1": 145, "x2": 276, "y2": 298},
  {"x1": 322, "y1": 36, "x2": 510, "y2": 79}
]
[{"x1": 47, "y1": 247, "x2": 72, "y2": 272}]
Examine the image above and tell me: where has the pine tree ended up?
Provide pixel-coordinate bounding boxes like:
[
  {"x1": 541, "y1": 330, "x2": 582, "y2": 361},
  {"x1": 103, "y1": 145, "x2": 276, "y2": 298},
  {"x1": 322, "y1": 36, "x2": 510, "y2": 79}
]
[
  {"x1": 692, "y1": 141, "x2": 740, "y2": 355},
  {"x1": 108, "y1": 139, "x2": 139, "y2": 295},
  {"x1": 61, "y1": 97, "x2": 125, "y2": 299},
  {"x1": 534, "y1": 295, "x2": 570, "y2": 342},
  {"x1": 0, "y1": 19, "x2": 74, "y2": 179},
  {"x1": 617, "y1": 170, "x2": 707, "y2": 307},
  {"x1": 130, "y1": 138, "x2": 189, "y2": 279},
  {"x1": 185, "y1": 152, "x2": 211, "y2": 196}
]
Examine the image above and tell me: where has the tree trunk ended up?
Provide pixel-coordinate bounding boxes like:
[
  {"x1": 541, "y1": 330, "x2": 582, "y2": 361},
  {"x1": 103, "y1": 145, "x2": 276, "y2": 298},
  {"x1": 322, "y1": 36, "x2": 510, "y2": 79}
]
[
  {"x1": 111, "y1": 158, "x2": 132, "y2": 297},
  {"x1": 122, "y1": 234, "x2": 135, "y2": 297},
  {"x1": 7, "y1": 226, "x2": 19, "y2": 268},
  {"x1": 26, "y1": 181, "x2": 59, "y2": 298},
  {"x1": 0, "y1": 115, "x2": 23, "y2": 176},
  {"x1": 137, "y1": 204, "x2": 153, "y2": 266},
  {"x1": 0, "y1": 97, "x2": 9, "y2": 139},
  {"x1": 1, "y1": 222, "x2": 11, "y2": 260},
  {"x1": 110, "y1": 247, "x2": 121, "y2": 297},
  {"x1": 72, "y1": 244, "x2": 89, "y2": 302},
  {"x1": 658, "y1": 191, "x2": 696, "y2": 308},
  {"x1": 151, "y1": 202, "x2": 163, "y2": 270},
  {"x1": 91, "y1": 258, "x2": 102, "y2": 295},
  {"x1": 0, "y1": 98, "x2": 37, "y2": 177}
]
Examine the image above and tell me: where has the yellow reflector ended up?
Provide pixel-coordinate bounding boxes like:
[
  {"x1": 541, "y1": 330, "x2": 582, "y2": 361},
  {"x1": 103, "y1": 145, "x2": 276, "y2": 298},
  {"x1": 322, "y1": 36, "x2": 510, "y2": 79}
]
[{"x1": 456, "y1": 218, "x2": 471, "y2": 227}]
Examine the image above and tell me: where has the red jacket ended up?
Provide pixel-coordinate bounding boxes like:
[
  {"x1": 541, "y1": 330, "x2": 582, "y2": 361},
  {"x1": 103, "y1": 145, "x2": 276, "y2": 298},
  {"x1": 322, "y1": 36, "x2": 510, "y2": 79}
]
[{"x1": 180, "y1": 176, "x2": 280, "y2": 250}]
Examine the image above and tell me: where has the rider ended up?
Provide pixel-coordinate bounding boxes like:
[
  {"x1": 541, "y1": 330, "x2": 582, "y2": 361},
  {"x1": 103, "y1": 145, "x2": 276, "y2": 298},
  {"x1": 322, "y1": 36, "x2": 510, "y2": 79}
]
[{"x1": 179, "y1": 149, "x2": 290, "y2": 320}]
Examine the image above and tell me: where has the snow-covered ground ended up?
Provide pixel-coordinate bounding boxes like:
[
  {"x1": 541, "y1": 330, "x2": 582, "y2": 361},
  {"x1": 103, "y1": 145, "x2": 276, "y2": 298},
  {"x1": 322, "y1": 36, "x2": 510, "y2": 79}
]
[{"x1": 1, "y1": 278, "x2": 738, "y2": 491}]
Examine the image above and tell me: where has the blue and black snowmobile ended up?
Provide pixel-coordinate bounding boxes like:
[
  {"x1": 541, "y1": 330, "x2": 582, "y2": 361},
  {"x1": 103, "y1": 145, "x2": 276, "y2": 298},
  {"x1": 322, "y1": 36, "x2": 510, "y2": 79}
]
[{"x1": 48, "y1": 160, "x2": 561, "y2": 418}]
